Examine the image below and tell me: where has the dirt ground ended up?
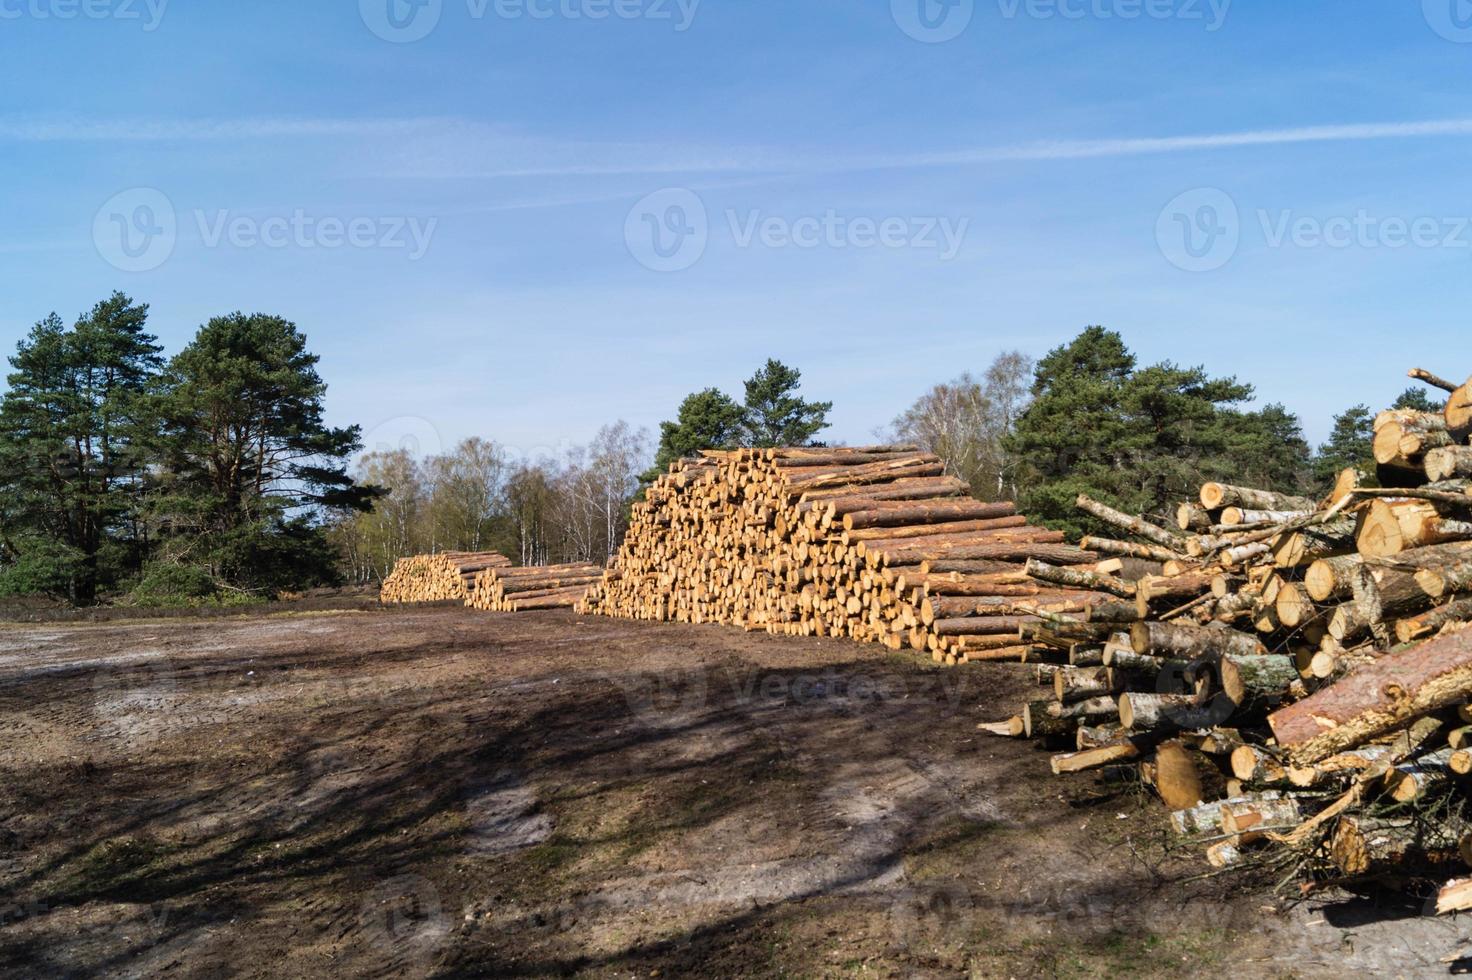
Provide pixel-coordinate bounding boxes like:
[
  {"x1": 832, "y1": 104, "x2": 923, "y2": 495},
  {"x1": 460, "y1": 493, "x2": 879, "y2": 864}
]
[{"x1": 0, "y1": 606, "x2": 1467, "y2": 978}]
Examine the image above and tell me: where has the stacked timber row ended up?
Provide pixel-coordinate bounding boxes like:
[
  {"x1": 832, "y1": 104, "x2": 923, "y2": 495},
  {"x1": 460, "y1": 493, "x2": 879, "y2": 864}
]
[
  {"x1": 984, "y1": 367, "x2": 1472, "y2": 911},
  {"x1": 466, "y1": 562, "x2": 604, "y2": 612},
  {"x1": 379, "y1": 551, "x2": 511, "y2": 604},
  {"x1": 579, "y1": 445, "x2": 1124, "y2": 660}
]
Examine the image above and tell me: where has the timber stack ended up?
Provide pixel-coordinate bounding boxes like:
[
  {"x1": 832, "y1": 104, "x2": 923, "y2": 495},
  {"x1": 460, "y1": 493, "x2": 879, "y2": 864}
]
[
  {"x1": 379, "y1": 551, "x2": 512, "y2": 604},
  {"x1": 466, "y1": 562, "x2": 604, "y2": 612},
  {"x1": 982, "y1": 367, "x2": 1472, "y2": 910},
  {"x1": 579, "y1": 445, "x2": 1125, "y2": 661}
]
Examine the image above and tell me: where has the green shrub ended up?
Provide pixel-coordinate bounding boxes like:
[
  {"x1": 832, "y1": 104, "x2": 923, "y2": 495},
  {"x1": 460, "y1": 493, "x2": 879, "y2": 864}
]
[
  {"x1": 0, "y1": 538, "x2": 83, "y2": 599},
  {"x1": 126, "y1": 562, "x2": 224, "y2": 607}
]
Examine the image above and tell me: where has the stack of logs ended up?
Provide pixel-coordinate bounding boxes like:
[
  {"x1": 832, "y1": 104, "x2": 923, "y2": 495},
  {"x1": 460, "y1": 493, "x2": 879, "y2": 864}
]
[
  {"x1": 465, "y1": 562, "x2": 605, "y2": 612},
  {"x1": 379, "y1": 551, "x2": 512, "y2": 604},
  {"x1": 983, "y1": 367, "x2": 1472, "y2": 911},
  {"x1": 580, "y1": 445, "x2": 1119, "y2": 660}
]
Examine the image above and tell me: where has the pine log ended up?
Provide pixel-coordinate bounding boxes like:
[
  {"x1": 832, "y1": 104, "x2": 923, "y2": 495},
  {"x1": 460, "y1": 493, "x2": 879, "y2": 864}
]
[
  {"x1": 1305, "y1": 554, "x2": 1365, "y2": 602},
  {"x1": 1118, "y1": 692, "x2": 1200, "y2": 731},
  {"x1": 1025, "y1": 558, "x2": 1136, "y2": 599},
  {"x1": 1177, "y1": 503, "x2": 1215, "y2": 532},
  {"x1": 1050, "y1": 741, "x2": 1141, "y2": 774},
  {"x1": 1079, "y1": 536, "x2": 1180, "y2": 564},
  {"x1": 1374, "y1": 409, "x2": 1453, "y2": 470},
  {"x1": 1199, "y1": 483, "x2": 1316, "y2": 513},
  {"x1": 1267, "y1": 626, "x2": 1472, "y2": 763},
  {"x1": 842, "y1": 514, "x2": 1028, "y2": 543},
  {"x1": 1153, "y1": 741, "x2": 1206, "y2": 810},
  {"x1": 1409, "y1": 367, "x2": 1461, "y2": 393},
  {"x1": 1130, "y1": 621, "x2": 1266, "y2": 660},
  {"x1": 1396, "y1": 599, "x2": 1472, "y2": 644},
  {"x1": 842, "y1": 500, "x2": 1018, "y2": 530},
  {"x1": 1271, "y1": 518, "x2": 1357, "y2": 568},
  {"x1": 1075, "y1": 495, "x2": 1183, "y2": 550},
  {"x1": 876, "y1": 542, "x2": 1097, "y2": 567},
  {"x1": 1447, "y1": 376, "x2": 1472, "y2": 443},
  {"x1": 1426, "y1": 446, "x2": 1472, "y2": 483},
  {"x1": 1357, "y1": 499, "x2": 1472, "y2": 558},
  {"x1": 1415, "y1": 556, "x2": 1472, "y2": 600}
]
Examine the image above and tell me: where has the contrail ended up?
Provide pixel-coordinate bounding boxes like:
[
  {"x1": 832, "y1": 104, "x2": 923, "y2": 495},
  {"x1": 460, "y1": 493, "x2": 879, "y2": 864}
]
[{"x1": 5, "y1": 115, "x2": 1472, "y2": 176}]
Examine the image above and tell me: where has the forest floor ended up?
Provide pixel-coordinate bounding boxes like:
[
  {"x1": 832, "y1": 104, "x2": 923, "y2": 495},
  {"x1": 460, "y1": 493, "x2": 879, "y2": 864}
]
[{"x1": 0, "y1": 606, "x2": 1466, "y2": 978}]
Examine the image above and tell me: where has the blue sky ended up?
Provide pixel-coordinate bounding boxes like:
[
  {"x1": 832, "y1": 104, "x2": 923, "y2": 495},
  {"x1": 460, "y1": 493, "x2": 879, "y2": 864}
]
[{"x1": 2, "y1": 1, "x2": 1470, "y2": 461}]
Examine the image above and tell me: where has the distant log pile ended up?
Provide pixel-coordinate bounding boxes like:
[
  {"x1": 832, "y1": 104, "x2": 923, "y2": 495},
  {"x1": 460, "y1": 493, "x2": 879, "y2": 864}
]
[
  {"x1": 379, "y1": 552, "x2": 602, "y2": 611},
  {"x1": 466, "y1": 562, "x2": 604, "y2": 612},
  {"x1": 379, "y1": 552, "x2": 511, "y2": 604},
  {"x1": 579, "y1": 445, "x2": 1122, "y2": 659},
  {"x1": 981, "y1": 367, "x2": 1472, "y2": 908}
]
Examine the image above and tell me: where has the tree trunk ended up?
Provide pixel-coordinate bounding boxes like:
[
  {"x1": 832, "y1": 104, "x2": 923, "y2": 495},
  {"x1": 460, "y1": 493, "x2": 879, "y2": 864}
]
[{"x1": 1268, "y1": 626, "x2": 1472, "y2": 763}]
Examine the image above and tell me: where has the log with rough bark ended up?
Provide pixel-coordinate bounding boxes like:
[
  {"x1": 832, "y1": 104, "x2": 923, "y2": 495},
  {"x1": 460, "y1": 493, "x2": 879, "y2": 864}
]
[
  {"x1": 1199, "y1": 483, "x2": 1315, "y2": 513},
  {"x1": 1268, "y1": 625, "x2": 1472, "y2": 764},
  {"x1": 1357, "y1": 499, "x2": 1472, "y2": 558},
  {"x1": 1075, "y1": 495, "x2": 1183, "y2": 551},
  {"x1": 1426, "y1": 446, "x2": 1472, "y2": 483},
  {"x1": 1374, "y1": 409, "x2": 1454, "y2": 471},
  {"x1": 1447, "y1": 376, "x2": 1472, "y2": 443}
]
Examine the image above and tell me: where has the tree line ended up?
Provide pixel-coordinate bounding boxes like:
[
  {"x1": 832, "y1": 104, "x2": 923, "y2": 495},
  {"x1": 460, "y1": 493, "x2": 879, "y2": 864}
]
[
  {"x1": 326, "y1": 358, "x2": 837, "y2": 584},
  {"x1": 327, "y1": 422, "x2": 649, "y2": 584},
  {"x1": 890, "y1": 327, "x2": 1440, "y2": 539},
  {"x1": 0, "y1": 301, "x2": 1411, "y2": 606},
  {"x1": 0, "y1": 293, "x2": 376, "y2": 605}
]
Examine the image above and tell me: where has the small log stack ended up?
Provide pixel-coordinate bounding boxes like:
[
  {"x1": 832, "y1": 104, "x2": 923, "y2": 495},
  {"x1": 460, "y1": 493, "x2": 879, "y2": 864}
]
[
  {"x1": 379, "y1": 551, "x2": 511, "y2": 604},
  {"x1": 981, "y1": 367, "x2": 1472, "y2": 906},
  {"x1": 578, "y1": 446, "x2": 1125, "y2": 659},
  {"x1": 466, "y1": 562, "x2": 604, "y2": 612}
]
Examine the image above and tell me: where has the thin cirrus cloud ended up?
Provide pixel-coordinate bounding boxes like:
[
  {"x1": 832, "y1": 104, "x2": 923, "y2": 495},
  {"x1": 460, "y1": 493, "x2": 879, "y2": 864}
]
[{"x1": 6, "y1": 114, "x2": 1472, "y2": 176}]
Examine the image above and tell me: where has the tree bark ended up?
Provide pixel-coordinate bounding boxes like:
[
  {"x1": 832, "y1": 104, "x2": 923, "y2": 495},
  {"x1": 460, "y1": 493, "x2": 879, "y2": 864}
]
[
  {"x1": 1199, "y1": 483, "x2": 1315, "y2": 512},
  {"x1": 1268, "y1": 626, "x2": 1472, "y2": 763},
  {"x1": 1075, "y1": 495, "x2": 1183, "y2": 550}
]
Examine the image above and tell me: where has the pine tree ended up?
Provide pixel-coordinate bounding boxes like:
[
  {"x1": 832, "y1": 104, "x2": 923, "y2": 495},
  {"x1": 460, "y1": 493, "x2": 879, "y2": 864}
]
[
  {"x1": 1314, "y1": 404, "x2": 1375, "y2": 485},
  {"x1": 740, "y1": 359, "x2": 832, "y2": 448},
  {"x1": 0, "y1": 294, "x2": 162, "y2": 602},
  {"x1": 1392, "y1": 386, "x2": 1445, "y2": 413},
  {"x1": 154, "y1": 313, "x2": 379, "y2": 592},
  {"x1": 645, "y1": 388, "x2": 746, "y2": 480},
  {"x1": 1006, "y1": 327, "x2": 1309, "y2": 539}
]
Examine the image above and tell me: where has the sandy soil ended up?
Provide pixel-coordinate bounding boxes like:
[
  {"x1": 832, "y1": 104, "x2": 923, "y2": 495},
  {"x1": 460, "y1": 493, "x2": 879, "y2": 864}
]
[{"x1": 0, "y1": 606, "x2": 1466, "y2": 978}]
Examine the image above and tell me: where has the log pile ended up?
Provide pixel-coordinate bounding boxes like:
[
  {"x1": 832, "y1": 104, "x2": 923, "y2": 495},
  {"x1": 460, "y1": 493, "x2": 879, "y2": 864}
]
[
  {"x1": 379, "y1": 551, "x2": 512, "y2": 604},
  {"x1": 579, "y1": 445, "x2": 1126, "y2": 660},
  {"x1": 982, "y1": 367, "x2": 1472, "y2": 908},
  {"x1": 465, "y1": 562, "x2": 604, "y2": 612}
]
